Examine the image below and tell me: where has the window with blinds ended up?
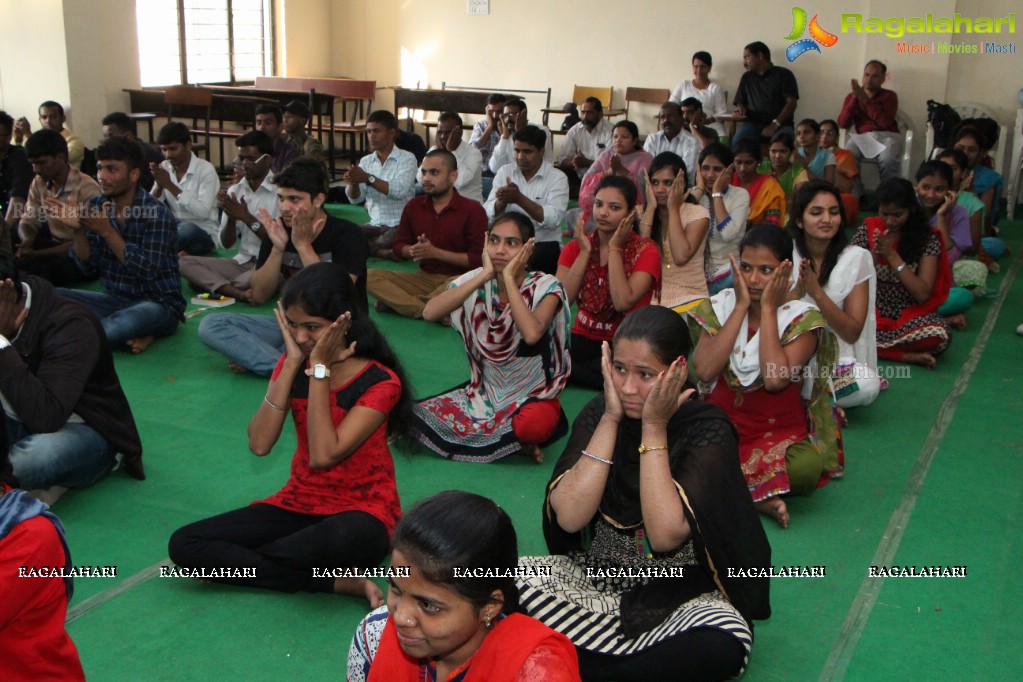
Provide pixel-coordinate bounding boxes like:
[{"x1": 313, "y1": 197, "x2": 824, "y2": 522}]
[{"x1": 136, "y1": 0, "x2": 273, "y2": 87}]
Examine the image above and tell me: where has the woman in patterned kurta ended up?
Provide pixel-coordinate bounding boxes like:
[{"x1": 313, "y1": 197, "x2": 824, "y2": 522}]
[
  {"x1": 169, "y1": 263, "x2": 414, "y2": 604},
  {"x1": 851, "y1": 178, "x2": 952, "y2": 368},
  {"x1": 412, "y1": 212, "x2": 571, "y2": 463}
]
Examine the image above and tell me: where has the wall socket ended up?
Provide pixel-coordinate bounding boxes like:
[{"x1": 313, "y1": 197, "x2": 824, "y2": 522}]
[{"x1": 467, "y1": 0, "x2": 489, "y2": 16}]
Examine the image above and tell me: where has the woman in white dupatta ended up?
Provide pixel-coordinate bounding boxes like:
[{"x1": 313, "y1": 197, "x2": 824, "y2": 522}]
[
  {"x1": 691, "y1": 225, "x2": 842, "y2": 528},
  {"x1": 789, "y1": 180, "x2": 880, "y2": 411}
]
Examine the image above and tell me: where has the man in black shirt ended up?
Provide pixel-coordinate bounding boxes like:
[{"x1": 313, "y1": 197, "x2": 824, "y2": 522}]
[
  {"x1": 198, "y1": 158, "x2": 368, "y2": 376},
  {"x1": 732, "y1": 41, "x2": 799, "y2": 150}
]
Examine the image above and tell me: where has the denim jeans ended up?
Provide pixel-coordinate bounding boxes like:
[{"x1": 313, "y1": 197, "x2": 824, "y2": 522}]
[
  {"x1": 56, "y1": 289, "x2": 180, "y2": 349},
  {"x1": 198, "y1": 313, "x2": 283, "y2": 376},
  {"x1": 177, "y1": 221, "x2": 216, "y2": 255},
  {"x1": 731, "y1": 122, "x2": 794, "y2": 150},
  {"x1": 6, "y1": 416, "x2": 117, "y2": 490}
]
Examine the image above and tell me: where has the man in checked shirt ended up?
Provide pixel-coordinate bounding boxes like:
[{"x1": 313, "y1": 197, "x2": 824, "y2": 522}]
[{"x1": 59, "y1": 137, "x2": 185, "y2": 354}]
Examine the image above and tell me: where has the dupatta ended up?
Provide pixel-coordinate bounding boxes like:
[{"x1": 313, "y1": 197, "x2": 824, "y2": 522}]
[{"x1": 690, "y1": 291, "x2": 844, "y2": 477}]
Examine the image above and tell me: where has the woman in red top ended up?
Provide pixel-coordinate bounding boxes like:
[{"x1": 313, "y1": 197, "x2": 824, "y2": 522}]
[
  {"x1": 0, "y1": 411, "x2": 85, "y2": 682},
  {"x1": 557, "y1": 175, "x2": 661, "y2": 389},
  {"x1": 169, "y1": 262, "x2": 415, "y2": 605},
  {"x1": 347, "y1": 491, "x2": 580, "y2": 682}
]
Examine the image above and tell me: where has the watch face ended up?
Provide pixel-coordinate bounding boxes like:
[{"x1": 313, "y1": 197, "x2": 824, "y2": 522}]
[{"x1": 313, "y1": 364, "x2": 327, "y2": 379}]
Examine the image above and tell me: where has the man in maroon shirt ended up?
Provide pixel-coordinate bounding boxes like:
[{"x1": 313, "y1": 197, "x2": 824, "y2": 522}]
[
  {"x1": 367, "y1": 149, "x2": 486, "y2": 319},
  {"x1": 838, "y1": 60, "x2": 902, "y2": 187}
]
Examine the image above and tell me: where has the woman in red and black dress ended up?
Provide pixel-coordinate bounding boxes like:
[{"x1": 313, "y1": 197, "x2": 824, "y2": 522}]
[{"x1": 169, "y1": 262, "x2": 415, "y2": 606}]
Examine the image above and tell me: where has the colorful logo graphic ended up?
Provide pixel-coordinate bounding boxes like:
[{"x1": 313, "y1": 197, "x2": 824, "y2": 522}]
[{"x1": 784, "y1": 7, "x2": 839, "y2": 61}]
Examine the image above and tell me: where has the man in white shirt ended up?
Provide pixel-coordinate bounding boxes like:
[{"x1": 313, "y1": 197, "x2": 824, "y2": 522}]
[
  {"x1": 643, "y1": 102, "x2": 700, "y2": 185},
  {"x1": 469, "y1": 93, "x2": 507, "y2": 187},
  {"x1": 484, "y1": 126, "x2": 568, "y2": 274},
  {"x1": 344, "y1": 110, "x2": 418, "y2": 257},
  {"x1": 426, "y1": 112, "x2": 483, "y2": 204},
  {"x1": 150, "y1": 122, "x2": 220, "y2": 255},
  {"x1": 179, "y1": 131, "x2": 279, "y2": 302},
  {"x1": 487, "y1": 99, "x2": 554, "y2": 175},
  {"x1": 556, "y1": 97, "x2": 612, "y2": 195}
]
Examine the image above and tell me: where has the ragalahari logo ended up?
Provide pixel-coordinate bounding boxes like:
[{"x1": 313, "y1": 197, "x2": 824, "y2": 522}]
[{"x1": 784, "y1": 7, "x2": 839, "y2": 61}]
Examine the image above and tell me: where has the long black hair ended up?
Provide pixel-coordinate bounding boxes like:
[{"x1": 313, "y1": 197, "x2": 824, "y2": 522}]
[
  {"x1": 787, "y1": 179, "x2": 849, "y2": 286},
  {"x1": 391, "y1": 491, "x2": 520, "y2": 615},
  {"x1": 875, "y1": 178, "x2": 931, "y2": 265},
  {"x1": 280, "y1": 262, "x2": 416, "y2": 446},
  {"x1": 647, "y1": 152, "x2": 692, "y2": 249}
]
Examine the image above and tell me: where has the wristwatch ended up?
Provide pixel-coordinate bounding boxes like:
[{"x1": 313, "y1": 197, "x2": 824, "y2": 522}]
[
  {"x1": 367, "y1": 175, "x2": 377, "y2": 186},
  {"x1": 249, "y1": 221, "x2": 261, "y2": 234},
  {"x1": 711, "y1": 192, "x2": 724, "y2": 199},
  {"x1": 0, "y1": 334, "x2": 10, "y2": 351},
  {"x1": 305, "y1": 363, "x2": 330, "y2": 380},
  {"x1": 894, "y1": 262, "x2": 907, "y2": 274}
]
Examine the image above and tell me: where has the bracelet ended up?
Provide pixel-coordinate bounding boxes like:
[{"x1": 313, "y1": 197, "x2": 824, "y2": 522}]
[
  {"x1": 263, "y1": 395, "x2": 286, "y2": 411},
  {"x1": 894, "y1": 262, "x2": 907, "y2": 274},
  {"x1": 640, "y1": 222, "x2": 653, "y2": 228},
  {"x1": 567, "y1": 269, "x2": 584, "y2": 278},
  {"x1": 608, "y1": 246, "x2": 623, "y2": 252},
  {"x1": 581, "y1": 450, "x2": 613, "y2": 466},
  {"x1": 711, "y1": 192, "x2": 724, "y2": 199},
  {"x1": 638, "y1": 443, "x2": 669, "y2": 454}
]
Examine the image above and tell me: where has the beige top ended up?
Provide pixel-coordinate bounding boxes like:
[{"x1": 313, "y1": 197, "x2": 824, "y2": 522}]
[{"x1": 656, "y1": 201, "x2": 710, "y2": 309}]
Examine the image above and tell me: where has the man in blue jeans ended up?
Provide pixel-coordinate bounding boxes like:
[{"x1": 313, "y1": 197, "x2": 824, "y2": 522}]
[
  {"x1": 61, "y1": 137, "x2": 185, "y2": 354},
  {"x1": 198, "y1": 158, "x2": 367, "y2": 375},
  {"x1": 0, "y1": 256, "x2": 144, "y2": 503}
]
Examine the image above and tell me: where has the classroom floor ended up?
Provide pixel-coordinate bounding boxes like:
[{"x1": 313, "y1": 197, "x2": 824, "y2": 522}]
[{"x1": 54, "y1": 204, "x2": 1022, "y2": 681}]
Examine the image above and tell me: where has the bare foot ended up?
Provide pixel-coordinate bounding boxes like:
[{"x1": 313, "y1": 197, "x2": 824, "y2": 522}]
[
  {"x1": 945, "y1": 314, "x2": 967, "y2": 331},
  {"x1": 334, "y1": 576, "x2": 385, "y2": 608},
  {"x1": 520, "y1": 443, "x2": 545, "y2": 464},
  {"x1": 227, "y1": 361, "x2": 251, "y2": 374},
  {"x1": 836, "y1": 405, "x2": 848, "y2": 428},
  {"x1": 903, "y1": 352, "x2": 937, "y2": 370},
  {"x1": 127, "y1": 336, "x2": 155, "y2": 354},
  {"x1": 755, "y1": 497, "x2": 790, "y2": 528}
]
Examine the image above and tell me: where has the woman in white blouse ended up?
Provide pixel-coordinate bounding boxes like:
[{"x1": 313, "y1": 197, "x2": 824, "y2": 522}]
[{"x1": 670, "y1": 51, "x2": 729, "y2": 137}]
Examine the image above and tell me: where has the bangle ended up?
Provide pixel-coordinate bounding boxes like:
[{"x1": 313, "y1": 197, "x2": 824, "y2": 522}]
[
  {"x1": 581, "y1": 450, "x2": 613, "y2": 466},
  {"x1": 263, "y1": 395, "x2": 286, "y2": 411},
  {"x1": 608, "y1": 246, "x2": 622, "y2": 252},
  {"x1": 567, "y1": 269, "x2": 584, "y2": 278},
  {"x1": 640, "y1": 222, "x2": 652, "y2": 228},
  {"x1": 638, "y1": 443, "x2": 668, "y2": 454}
]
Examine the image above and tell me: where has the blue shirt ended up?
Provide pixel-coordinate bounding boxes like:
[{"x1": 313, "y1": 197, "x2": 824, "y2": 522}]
[{"x1": 73, "y1": 189, "x2": 186, "y2": 319}]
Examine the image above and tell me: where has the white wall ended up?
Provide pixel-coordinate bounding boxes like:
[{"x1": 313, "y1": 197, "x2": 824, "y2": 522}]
[
  {"x1": 330, "y1": 0, "x2": 1022, "y2": 165},
  {"x1": 0, "y1": 0, "x2": 72, "y2": 130},
  {"x1": 1, "y1": 0, "x2": 1018, "y2": 159}
]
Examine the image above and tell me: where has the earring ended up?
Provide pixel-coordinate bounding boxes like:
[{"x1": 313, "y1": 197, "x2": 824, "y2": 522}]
[{"x1": 483, "y1": 613, "x2": 493, "y2": 628}]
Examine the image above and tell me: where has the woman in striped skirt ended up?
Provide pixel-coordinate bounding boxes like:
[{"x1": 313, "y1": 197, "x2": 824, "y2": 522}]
[{"x1": 517, "y1": 306, "x2": 772, "y2": 681}]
